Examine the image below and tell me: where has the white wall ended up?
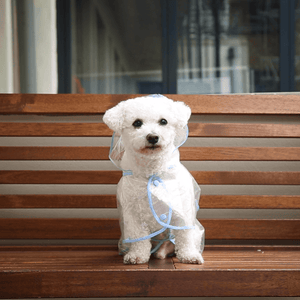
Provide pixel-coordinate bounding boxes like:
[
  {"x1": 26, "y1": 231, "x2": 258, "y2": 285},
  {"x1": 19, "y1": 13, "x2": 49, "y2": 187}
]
[
  {"x1": 0, "y1": 0, "x2": 14, "y2": 92},
  {"x1": 34, "y1": 0, "x2": 57, "y2": 93},
  {"x1": 0, "y1": 0, "x2": 57, "y2": 93}
]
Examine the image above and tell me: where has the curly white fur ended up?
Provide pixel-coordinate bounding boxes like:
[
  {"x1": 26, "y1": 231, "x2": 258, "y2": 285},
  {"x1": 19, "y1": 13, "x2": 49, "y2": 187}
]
[{"x1": 103, "y1": 95, "x2": 204, "y2": 265}]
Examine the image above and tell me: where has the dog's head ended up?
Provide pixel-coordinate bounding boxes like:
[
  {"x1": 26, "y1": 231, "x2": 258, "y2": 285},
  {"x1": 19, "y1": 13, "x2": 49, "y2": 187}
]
[{"x1": 103, "y1": 95, "x2": 191, "y2": 156}]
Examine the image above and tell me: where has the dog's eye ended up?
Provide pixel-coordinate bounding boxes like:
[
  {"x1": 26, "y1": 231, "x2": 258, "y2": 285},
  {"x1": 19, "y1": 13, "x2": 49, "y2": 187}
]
[
  {"x1": 132, "y1": 119, "x2": 143, "y2": 128},
  {"x1": 159, "y1": 119, "x2": 168, "y2": 126}
]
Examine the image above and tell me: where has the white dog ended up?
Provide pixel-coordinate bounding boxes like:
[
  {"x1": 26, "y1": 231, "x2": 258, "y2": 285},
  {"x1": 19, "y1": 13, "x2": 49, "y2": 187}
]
[{"x1": 103, "y1": 95, "x2": 204, "y2": 264}]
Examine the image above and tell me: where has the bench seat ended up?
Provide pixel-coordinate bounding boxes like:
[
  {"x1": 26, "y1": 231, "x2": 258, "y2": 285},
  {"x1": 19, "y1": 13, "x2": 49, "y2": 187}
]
[{"x1": 1, "y1": 245, "x2": 300, "y2": 298}]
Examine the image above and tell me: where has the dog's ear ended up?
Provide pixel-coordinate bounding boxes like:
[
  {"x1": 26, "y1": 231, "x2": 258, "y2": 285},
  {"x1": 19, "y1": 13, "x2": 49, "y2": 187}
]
[
  {"x1": 103, "y1": 102, "x2": 125, "y2": 134},
  {"x1": 172, "y1": 101, "x2": 192, "y2": 128}
]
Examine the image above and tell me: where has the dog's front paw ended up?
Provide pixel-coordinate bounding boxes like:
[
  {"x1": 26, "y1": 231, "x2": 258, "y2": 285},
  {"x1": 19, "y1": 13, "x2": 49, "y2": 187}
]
[
  {"x1": 176, "y1": 250, "x2": 204, "y2": 264},
  {"x1": 124, "y1": 252, "x2": 150, "y2": 264}
]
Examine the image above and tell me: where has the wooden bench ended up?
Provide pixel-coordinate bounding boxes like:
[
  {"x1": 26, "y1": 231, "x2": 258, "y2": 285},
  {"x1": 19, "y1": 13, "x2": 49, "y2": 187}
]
[{"x1": 0, "y1": 93, "x2": 299, "y2": 298}]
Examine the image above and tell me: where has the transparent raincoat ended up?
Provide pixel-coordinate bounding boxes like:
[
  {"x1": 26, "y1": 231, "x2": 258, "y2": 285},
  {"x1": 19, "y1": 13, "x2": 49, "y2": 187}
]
[{"x1": 109, "y1": 125, "x2": 205, "y2": 255}]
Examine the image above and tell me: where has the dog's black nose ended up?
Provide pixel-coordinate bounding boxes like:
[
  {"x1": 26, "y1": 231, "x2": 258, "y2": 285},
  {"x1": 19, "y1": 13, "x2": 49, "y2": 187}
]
[{"x1": 147, "y1": 134, "x2": 159, "y2": 145}]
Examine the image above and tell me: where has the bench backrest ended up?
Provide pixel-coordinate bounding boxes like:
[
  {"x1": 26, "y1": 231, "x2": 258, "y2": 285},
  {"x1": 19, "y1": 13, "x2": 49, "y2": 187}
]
[{"x1": 0, "y1": 94, "x2": 299, "y2": 244}]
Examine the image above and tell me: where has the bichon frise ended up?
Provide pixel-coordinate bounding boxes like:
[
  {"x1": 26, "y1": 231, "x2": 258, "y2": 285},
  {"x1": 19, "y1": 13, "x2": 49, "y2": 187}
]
[{"x1": 103, "y1": 95, "x2": 204, "y2": 264}]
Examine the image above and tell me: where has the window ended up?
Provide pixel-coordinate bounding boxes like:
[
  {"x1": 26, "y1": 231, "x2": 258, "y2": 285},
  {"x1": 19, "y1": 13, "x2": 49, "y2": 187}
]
[
  {"x1": 0, "y1": 0, "x2": 298, "y2": 94},
  {"x1": 71, "y1": 0, "x2": 163, "y2": 94},
  {"x1": 177, "y1": 0, "x2": 280, "y2": 94}
]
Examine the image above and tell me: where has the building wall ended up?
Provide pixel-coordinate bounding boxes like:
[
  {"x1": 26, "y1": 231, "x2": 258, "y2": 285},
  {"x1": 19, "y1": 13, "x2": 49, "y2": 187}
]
[{"x1": 0, "y1": 0, "x2": 57, "y2": 93}]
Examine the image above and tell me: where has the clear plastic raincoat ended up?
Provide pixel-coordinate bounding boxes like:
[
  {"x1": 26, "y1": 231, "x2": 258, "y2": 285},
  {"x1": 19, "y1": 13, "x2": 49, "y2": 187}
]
[{"x1": 109, "y1": 125, "x2": 205, "y2": 255}]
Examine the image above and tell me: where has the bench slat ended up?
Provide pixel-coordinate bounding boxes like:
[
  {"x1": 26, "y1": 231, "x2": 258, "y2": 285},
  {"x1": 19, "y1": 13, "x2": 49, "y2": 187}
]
[
  {"x1": 0, "y1": 94, "x2": 125, "y2": 114},
  {"x1": 0, "y1": 170, "x2": 122, "y2": 184},
  {"x1": 1, "y1": 170, "x2": 299, "y2": 185},
  {"x1": 181, "y1": 147, "x2": 300, "y2": 161},
  {"x1": 200, "y1": 195, "x2": 300, "y2": 209},
  {"x1": 188, "y1": 123, "x2": 300, "y2": 138},
  {"x1": 1, "y1": 195, "x2": 299, "y2": 209},
  {"x1": 0, "y1": 123, "x2": 112, "y2": 137},
  {"x1": 1, "y1": 146, "x2": 300, "y2": 161},
  {"x1": 192, "y1": 171, "x2": 300, "y2": 185},
  {"x1": 1, "y1": 122, "x2": 299, "y2": 137},
  {"x1": 1, "y1": 94, "x2": 300, "y2": 114},
  {"x1": 0, "y1": 195, "x2": 117, "y2": 208},
  {"x1": 0, "y1": 218, "x2": 299, "y2": 240},
  {"x1": 0, "y1": 147, "x2": 110, "y2": 160}
]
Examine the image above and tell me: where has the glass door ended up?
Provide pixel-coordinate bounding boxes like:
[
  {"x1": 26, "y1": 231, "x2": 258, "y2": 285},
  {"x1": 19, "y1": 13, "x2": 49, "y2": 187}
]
[{"x1": 71, "y1": 0, "x2": 163, "y2": 94}]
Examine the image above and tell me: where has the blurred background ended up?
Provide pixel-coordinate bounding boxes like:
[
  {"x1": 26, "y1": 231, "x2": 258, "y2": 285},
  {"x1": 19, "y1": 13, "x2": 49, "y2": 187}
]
[{"x1": 1, "y1": 0, "x2": 300, "y2": 94}]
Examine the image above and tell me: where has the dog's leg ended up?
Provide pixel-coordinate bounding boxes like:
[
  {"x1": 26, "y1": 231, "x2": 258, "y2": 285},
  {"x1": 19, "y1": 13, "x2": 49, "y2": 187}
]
[
  {"x1": 174, "y1": 229, "x2": 204, "y2": 264},
  {"x1": 154, "y1": 240, "x2": 175, "y2": 259},
  {"x1": 124, "y1": 239, "x2": 152, "y2": 264},
  {"x1": 152, "y1": 232, "x2": 175, "y2": 259}
]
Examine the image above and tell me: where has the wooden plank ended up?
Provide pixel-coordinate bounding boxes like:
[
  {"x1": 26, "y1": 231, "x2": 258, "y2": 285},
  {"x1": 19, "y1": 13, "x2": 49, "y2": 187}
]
[
  {"x1": 0, "y1": 94, "x2": 131, "y2": 114},
  {"x1": 180, "y1": 147, "x2": 300, "y2": 161},
  {"x1": 1, "y1": 170, "x2": 299, "y2": 185},
  {"x1": 0, "y1": 245, "x2": 299, "y2": 271},
  {"x1": 0, "y1": 170, "x2": 122, "y2": 184},
  {"x1": 0, "y1": 218, "x2": 299, "y2": 240},
  {"x1": 1, "y1": 93, "x2": 300, "y2": 114},
  {"x1": 1, "y1": 195, "x2": 299, "y2": 209},
  {"x1": 191, "y1": 171, "x2": 300, "y2": 185},
  {"x1": 2, "y1": 146, "x2": 300, "y2": 161},
  {"x1": 1, "y1": 122, "x2": 299, "y2": 137},
  {"x1": 1, "y1": 268, "x2": 300, "y2": 297},
  {"x1": 202, "y1": 219, "x2": 300, "y2": 240},
  {"x1": 0, "y1": 123, "x2": 112, "y2": 137},
  {"x1": 0, "y1": 146, "x2": 110, "y2": 160},
  {"x1": 0, "y1": 244, "x2": 299, "y2": 253},
  {"x1": 0, "y1": 195, "x2": 117, "y2": 208},
  {"x1": 188, "y1": 123, "x2": 300, "y2": 138},
  {"x1": 174, "y1": 246, "x2": 300, "y2": 267},
  {"x1": 0, "y1": 247, "x2": 145, "y2": 270},
  {"x1": 176, "y1": 93, "x2": 300, "y2": 115},
  {"x1": 200, "y1": 195, "x2": 300, "y2": 209},
  {"x1": 0, "y1": 245, "x2": 119, "y2": 252},
  {"x1": 0, "y1": 218, "x2": 120, "y2": 239}
]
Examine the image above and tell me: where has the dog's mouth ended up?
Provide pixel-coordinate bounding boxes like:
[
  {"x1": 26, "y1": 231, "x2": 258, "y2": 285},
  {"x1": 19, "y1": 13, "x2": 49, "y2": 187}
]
[
  {"x1": 139, "y1": 145, "x2": 162, "y2": 154},
  {"x1": 146, "y1": 145, "x2": 161, "y2": 150}
]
